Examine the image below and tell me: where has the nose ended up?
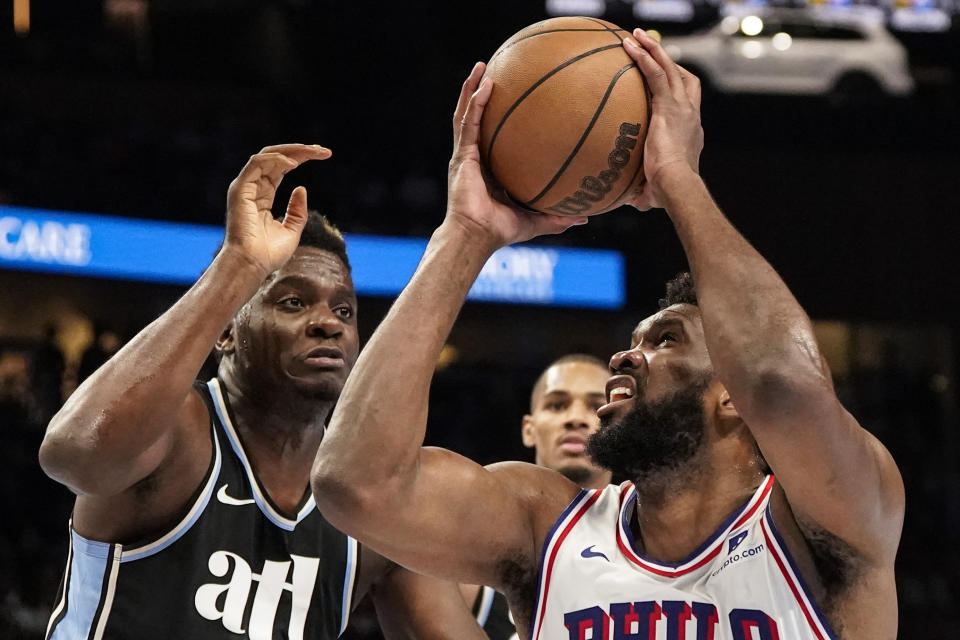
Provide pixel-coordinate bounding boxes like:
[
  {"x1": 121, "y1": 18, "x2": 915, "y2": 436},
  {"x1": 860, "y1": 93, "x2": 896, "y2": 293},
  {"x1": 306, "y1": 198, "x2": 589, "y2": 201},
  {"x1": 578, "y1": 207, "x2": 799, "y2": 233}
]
[
  {"x1": 305, "y1": 307, "x2": 343, "y2": 338},
  {"x1": 609, "y1": 347, "x2": 647, "y2": 375},
  {"x1": 564, "y1": 400, "x2": 594, "y2": 430}
]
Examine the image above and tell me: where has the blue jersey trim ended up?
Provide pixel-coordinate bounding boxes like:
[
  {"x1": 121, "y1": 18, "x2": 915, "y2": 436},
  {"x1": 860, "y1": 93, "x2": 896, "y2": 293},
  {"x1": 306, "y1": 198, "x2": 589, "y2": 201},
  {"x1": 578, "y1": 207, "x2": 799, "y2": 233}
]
[
  {"x1": 529, "y1": 488, "x2": 590, "y2": 640},
  {"x1": 763, "y1": 505, "x2": 839, "y2": 640},
  {"x1": 339, "y1": 536, "x2": 359, "y2": 636},
  {"x1": 618, "y1": 477, "x2": 768, "y2": 569},
  {"x1": 208, "y1": 378, "x2": 315, "y2": 531},
  {"x1": 48, "y1": 532, "x2": 111, "y2": 640}
]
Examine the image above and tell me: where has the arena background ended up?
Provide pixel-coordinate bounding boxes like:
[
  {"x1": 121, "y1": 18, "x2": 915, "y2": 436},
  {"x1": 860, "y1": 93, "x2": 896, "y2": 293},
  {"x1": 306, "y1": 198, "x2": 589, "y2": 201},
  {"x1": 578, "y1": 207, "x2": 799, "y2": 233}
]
[{"x1": 1, "y1": 0, "x2": 958, "y2": 638}]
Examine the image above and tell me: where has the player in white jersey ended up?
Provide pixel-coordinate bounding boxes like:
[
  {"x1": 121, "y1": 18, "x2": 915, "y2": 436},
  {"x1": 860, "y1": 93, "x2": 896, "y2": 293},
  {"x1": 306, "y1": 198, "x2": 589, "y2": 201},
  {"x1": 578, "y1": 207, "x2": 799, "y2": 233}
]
[{"x1": 312, "y1": 28, "x2": 905, "y2": 640}]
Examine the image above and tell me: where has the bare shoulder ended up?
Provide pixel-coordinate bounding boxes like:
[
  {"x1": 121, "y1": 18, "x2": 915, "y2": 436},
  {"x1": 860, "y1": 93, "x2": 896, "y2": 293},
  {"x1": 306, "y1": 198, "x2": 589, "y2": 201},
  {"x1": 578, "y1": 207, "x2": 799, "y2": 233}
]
[
  {"x1": 73, "y1": 387, "x2": 214, "y2": 543},
  {"x1": 485, "y1": 461, "x2": 583, "y2": 521}
]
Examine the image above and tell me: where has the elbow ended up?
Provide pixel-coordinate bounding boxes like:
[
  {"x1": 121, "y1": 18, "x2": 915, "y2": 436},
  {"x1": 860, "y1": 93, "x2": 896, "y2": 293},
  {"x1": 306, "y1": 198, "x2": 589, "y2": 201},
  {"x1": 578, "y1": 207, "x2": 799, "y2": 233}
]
[
  {"x1": 39, "y1": 414, "x2": 107, "y2": 496},
  {"x1": 311, "y1": 452, "x2": 403, "y2": 537},
  {"x1": 310, "y1": 456, "x2": 371, "y2": 528},
  {"x1": 39, "y1": 427, "x2": 85, "y2": 493}
]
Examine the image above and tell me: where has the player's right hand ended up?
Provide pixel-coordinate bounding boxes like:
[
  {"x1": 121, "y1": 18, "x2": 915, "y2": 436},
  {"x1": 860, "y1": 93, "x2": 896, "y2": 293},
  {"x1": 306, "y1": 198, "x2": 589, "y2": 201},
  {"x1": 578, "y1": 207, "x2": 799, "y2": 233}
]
[
  {"x1": 223, "y1": 144, "x2": 332, "y2": 278},
  {"x1": 445, "y1": 63, "x2": 587, "y2": 251}
]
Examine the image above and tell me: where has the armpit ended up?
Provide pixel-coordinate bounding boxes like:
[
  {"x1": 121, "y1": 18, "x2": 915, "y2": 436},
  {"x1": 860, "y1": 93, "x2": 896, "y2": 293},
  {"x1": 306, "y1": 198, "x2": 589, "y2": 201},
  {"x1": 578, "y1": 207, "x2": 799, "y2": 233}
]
[{"x1": 797, "y1": 516, "x2": 867, "y2": 605}]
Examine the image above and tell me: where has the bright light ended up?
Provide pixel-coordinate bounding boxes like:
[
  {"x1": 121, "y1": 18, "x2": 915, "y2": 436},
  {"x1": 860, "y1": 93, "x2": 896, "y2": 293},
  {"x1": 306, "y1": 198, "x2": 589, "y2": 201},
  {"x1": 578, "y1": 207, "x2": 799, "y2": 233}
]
[
  {"x1": 772, "y1": 32, "x2": 792, "y2": 50},
  {"x1": 13, "y1": 0, "x2": 30, "y2": 35},
  {"x1": 741, "y1": 40, "x2": 763, "y2": 59},
  {"x1": 720, "y1": 16, "x2": 740, "y2": 34},
  {"x1": 545, "y1": 0, "x2": 606, "y2": 17},
  {"x1": 740, "y1": 15, "x2": 764, "y2": 36},
  {"x1": 646, "y1": 29, "x2": 662, "y2": 42}
]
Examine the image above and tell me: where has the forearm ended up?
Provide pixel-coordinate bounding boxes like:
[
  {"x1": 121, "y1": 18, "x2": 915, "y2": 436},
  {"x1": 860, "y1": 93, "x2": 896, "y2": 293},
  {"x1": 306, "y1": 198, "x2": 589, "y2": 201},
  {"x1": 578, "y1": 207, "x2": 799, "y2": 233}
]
[
  {"x1": 314, "y1": 222, "x2": 493, "y2": 499},
  {"x1": 41, "y1": 249, "x2": 265, "y2": 489},
  {"x1": 660, "y1": 170, "x2": 828, "y2": 411}
]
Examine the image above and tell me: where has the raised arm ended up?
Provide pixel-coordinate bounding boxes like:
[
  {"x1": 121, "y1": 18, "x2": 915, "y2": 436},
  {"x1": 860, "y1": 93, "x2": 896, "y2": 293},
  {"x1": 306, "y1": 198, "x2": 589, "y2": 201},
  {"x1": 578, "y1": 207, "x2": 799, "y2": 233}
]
[
  {"x1": 39, "y1": 145, "x2": 329, "y2": 500},
  {"x1": 312, "y1": 64, "x2": 584, "y2": 589},
  {"x1": 624, "y1": 31, "x2": 903, "y2": 560}
]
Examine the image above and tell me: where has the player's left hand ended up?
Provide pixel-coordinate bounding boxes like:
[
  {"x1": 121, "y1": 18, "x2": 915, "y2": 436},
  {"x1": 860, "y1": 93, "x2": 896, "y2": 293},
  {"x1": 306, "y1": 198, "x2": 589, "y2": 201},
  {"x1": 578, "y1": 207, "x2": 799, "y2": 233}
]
[{"x1": 444, "y1": 62, "x2": 587, "y2": 251}]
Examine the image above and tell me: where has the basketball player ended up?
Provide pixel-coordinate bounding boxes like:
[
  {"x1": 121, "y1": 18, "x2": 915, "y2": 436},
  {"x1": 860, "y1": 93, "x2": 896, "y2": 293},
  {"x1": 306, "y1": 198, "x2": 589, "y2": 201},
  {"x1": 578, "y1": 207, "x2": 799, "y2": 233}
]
[
  {"x1": 464, "y1": 354, "x2": 612, "y2": 639},
  {"x1": 520, "y1": 354, "x2": 612, "y2": 493},
  {"x1": 312, "y1": 29, "x2": 905, "y2": 640},
  {"x1": 38, "y1": 144, "x2": 485, "y2": 640}
]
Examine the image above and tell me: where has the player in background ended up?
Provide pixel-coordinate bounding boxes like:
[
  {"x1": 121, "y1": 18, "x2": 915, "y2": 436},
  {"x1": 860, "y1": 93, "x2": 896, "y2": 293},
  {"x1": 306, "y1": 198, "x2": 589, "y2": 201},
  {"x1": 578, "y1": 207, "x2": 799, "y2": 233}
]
[
  {"x1": 520, "y1": 354, "x2": 612, "y2": 493},
  {"x1": 463, "y1": 353, "x2": 612, "y2": 639},
  {"x1": 39, "y1": 144, "x2": 484, "y2": 640},
  {"x1": 312, "y1": 29, "x2": 904, "y2": 640}
]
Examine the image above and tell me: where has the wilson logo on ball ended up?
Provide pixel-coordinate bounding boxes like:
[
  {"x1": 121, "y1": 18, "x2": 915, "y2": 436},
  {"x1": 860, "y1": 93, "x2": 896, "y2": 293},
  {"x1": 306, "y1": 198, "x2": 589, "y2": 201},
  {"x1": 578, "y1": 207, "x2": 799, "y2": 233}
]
[
  {"x1": 477, "y1": 16, "x2": 651, "y2": 217},
  {"x1": 546, "y1": 122, "x2": 642, "y2": 216}
]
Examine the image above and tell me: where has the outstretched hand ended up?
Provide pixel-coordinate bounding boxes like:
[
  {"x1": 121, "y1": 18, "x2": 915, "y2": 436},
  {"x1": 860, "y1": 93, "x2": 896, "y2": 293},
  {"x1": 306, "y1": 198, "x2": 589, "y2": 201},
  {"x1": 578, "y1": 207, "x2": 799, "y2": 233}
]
[
  {"x1": 445, "y1": 63, "x2": 588, "y2": 251},
  {"x1": 223, "y1": 144, "x2": 332, "y2": 278},
  {"x1": 622, "y1": 29, "x2": 704, "y2": 211}
]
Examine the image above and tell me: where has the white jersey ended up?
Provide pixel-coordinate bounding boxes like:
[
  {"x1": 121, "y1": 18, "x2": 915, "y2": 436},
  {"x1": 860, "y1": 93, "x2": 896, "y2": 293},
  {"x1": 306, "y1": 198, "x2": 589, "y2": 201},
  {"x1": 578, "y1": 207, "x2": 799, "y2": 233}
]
[{"x1": 530, "y1": 475, "x2": 837, "y2": 640}]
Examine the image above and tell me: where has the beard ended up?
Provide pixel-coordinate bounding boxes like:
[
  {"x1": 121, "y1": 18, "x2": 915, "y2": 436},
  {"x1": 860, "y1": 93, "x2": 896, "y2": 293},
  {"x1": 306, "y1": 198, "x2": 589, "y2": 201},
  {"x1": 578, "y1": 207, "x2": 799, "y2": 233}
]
[{"x1": 587, "y1": 376, "x2": 710, "y2": 482}]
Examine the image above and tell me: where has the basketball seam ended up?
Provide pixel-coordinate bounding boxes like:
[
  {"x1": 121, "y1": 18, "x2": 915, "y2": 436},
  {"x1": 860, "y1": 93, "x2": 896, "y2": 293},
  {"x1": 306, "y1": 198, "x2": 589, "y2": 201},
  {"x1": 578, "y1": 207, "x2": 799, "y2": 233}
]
[
  {"x1": 583, "y1": 17, "x2": 626, "y2": 43},
  {"x1": 485, "y1": 43, "x2": 624, "y2": 164},
  {"x1": 524, "y1": 63, "x2": 638, "y2": 208},
  {"x1": 489, "y1": 28, "x2": 628, "y2": 63}
]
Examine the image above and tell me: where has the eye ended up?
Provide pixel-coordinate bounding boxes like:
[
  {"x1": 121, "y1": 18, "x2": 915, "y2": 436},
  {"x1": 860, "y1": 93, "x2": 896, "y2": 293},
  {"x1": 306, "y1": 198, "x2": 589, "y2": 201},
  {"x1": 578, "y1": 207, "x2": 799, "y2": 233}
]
[
  {"x1": 656, "y1": 332, "x2": 678, "y2": 347},
  {"x1": 334, "y1": 305, "x2": 354, "y2": 320},
  {"x1": 545, "y1": 401, "x2": 566, "y2": 411},
  {"x1": 279, "y1": 296, "x2": 304, "y2": 309}
]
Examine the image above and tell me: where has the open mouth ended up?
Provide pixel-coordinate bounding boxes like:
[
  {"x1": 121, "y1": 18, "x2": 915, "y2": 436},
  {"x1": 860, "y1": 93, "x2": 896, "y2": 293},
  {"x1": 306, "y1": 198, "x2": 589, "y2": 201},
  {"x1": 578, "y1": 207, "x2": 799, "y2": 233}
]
[{"x1": 598, "y1": 374, "x2": 638, "y2": 418}]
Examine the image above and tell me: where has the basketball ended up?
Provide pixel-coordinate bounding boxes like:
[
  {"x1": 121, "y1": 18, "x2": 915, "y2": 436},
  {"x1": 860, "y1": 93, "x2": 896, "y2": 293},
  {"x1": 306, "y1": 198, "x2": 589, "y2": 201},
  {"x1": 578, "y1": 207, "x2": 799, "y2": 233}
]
[{"x1": 478, "y1": 17, "x2": 650, "y2": 217}]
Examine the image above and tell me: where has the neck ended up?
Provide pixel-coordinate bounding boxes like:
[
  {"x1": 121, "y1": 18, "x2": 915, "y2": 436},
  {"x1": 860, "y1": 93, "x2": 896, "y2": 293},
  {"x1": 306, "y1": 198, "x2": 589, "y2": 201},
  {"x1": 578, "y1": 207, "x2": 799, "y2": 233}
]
[
  {"x1": 217, "y1": 373, "x2": 332, "y2": 486},
  {"x1": 629, "y1": 456, "x2": 766, "y2": 563},
  {"x1": 584, "y1": 470, "x2": 614, "y2": 491}
]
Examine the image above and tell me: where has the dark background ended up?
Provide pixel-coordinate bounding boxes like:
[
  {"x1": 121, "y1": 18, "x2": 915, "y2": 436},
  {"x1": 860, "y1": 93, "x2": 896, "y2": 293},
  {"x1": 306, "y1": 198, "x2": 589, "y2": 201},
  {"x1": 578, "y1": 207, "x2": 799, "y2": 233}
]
[{"x1": 1, "y1": 0, "x2": 958, "y2": 637}]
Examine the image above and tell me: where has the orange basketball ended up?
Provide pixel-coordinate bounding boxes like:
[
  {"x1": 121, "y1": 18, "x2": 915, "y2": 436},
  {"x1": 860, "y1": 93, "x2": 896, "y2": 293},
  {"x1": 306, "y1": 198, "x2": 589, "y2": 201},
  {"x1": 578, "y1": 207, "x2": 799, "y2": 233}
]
[{"x1": 479, "y1": 17, "x2": 650, "y2": 217}]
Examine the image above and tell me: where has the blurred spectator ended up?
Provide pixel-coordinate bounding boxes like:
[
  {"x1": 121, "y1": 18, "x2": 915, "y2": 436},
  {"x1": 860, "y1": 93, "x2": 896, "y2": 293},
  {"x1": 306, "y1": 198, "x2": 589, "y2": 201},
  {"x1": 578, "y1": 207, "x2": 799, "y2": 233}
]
[
  {"x1": 77, "y1": 324, "x2": 123, "y2": 384},
  {"x1": 31, "y1": 325, "x2": 65, "y2": 423}
]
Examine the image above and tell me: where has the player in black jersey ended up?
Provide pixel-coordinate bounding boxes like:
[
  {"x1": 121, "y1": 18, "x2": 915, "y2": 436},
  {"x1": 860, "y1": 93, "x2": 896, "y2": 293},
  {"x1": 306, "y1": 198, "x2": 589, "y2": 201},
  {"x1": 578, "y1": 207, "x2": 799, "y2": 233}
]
[{"x1": 39, "y1": 144, "x2": 485, "y2": 640}]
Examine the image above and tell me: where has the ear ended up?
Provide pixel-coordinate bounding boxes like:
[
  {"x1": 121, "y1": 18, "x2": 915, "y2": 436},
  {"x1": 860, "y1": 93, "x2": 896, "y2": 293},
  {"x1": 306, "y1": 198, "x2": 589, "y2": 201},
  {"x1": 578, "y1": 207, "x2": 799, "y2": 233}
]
[
  {"x1": 714, "y1": 385, "x2": 742, "y2": 431},
  {"x1": 215, "y1": 322, "x2": 236, "y2": 357},
  {"x1": 521, "y1": 414, "x2": 536, "y2": 448}
]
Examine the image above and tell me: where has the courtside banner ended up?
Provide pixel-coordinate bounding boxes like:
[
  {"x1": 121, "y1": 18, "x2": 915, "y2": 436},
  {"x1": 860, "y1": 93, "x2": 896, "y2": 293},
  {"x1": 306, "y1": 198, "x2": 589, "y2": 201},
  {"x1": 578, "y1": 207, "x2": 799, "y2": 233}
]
[{"x1": 0, "y1": 206, "x2": 625, "y2": 309}]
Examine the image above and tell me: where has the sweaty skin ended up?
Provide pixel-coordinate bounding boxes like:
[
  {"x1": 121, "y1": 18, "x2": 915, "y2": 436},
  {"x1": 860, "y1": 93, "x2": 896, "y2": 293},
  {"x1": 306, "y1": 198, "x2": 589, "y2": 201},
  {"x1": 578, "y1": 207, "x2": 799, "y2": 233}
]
[{"x1": 312, "y1": 31, "x2": 903, "y2": 640}]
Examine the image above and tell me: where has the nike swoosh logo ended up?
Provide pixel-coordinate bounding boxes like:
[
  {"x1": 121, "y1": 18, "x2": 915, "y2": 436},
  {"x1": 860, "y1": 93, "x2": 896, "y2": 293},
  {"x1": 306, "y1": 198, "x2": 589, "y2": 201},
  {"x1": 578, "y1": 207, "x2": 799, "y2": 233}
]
[
  {"x1": 217, "y1": 484, "x2": 256, "y2": 506},
  {"x1": 580, "y1": 545, "x2": 609, "y2": 561}
]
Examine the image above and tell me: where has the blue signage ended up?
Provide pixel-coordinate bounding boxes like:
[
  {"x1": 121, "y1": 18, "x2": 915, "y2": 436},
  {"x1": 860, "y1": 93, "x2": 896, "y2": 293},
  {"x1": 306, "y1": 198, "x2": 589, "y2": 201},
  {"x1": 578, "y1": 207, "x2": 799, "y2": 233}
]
[{"x1": 0, "y1": 206, "x2": 625, "y2": 309}]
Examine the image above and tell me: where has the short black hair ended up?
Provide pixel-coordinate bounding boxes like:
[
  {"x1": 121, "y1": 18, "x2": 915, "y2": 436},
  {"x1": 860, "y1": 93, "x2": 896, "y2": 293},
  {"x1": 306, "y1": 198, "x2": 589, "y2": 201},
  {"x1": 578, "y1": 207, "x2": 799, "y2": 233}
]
[
  {"x1": 299, "y1": 210, "x2": 350, "y2": 272},
  {"x1": 659, "y1": 271, "x2": 697, "y2": 309},
  {"x1": 530, "y1": 353, "x2": 608, "y2": 412}
]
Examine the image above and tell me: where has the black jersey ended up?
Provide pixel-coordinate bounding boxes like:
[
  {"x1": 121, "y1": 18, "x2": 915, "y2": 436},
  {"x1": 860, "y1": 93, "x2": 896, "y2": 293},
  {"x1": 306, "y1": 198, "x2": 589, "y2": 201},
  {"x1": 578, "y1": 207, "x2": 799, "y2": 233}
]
[
  {"x1": 472, "y1": 586, "x2": 517, "y2": 640},
  {"x1": 46, "y1": 378, "x2": 359, "y2": 640}
]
